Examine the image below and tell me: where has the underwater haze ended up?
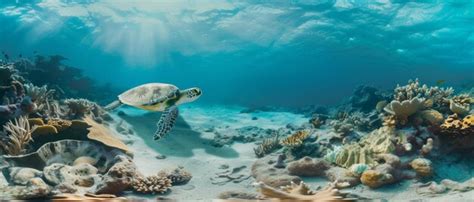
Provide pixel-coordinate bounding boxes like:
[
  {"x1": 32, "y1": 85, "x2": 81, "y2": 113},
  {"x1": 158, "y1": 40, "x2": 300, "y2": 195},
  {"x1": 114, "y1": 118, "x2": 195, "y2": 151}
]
[
  {"x1": 2, "y1": 0, "x2": 474, "y2": 201},
  {"x1": 1, "y1": 0, "x2": 473, "y2": 107}
]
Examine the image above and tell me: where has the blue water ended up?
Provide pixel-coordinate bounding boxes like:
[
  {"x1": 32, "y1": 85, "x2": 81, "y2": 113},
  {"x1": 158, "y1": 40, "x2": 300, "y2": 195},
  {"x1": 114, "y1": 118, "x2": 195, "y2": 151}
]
[{"x1": 1, "y1": 0, "x2": 473, "y2": 107}]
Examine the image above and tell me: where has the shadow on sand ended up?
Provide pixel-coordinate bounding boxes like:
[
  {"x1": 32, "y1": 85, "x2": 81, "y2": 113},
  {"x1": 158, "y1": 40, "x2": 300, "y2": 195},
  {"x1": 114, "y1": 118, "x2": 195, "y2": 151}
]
[{"x1": 119, "y1": 111, "x2": 239, "y2": 158}]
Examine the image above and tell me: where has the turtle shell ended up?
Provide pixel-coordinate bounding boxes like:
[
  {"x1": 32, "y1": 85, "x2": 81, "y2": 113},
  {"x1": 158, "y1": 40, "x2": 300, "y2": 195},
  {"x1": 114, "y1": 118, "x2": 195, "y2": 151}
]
[{"x1": 118, "y1": 83, "x2": 178, "y2": 111}]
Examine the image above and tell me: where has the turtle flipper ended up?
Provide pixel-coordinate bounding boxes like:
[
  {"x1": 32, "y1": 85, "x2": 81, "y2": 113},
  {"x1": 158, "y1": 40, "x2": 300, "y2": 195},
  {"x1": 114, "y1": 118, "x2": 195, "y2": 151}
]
[
  {"x1": 104, "y1": 100, "x2": 123, "y2": 111},
  {"x1": 154, "y1": 106, "x2": 179, "y2": 141}
]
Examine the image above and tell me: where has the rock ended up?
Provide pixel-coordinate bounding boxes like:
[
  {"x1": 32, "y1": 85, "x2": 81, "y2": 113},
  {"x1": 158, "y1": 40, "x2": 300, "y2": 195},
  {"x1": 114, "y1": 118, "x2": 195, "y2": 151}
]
[
  {"x1": 73, "y1": 156, "x2": 97, "y2": 166},
  {"x1": 93, "y1": 155, "x2": 137, "y2": 195},
  {"x1": 360, "y1": 164, "x2": 397, "y2": 189},
  {"x1": 347, "y1": 163, "x2": 369, "y2": 178},
  {"x1": 251, "y1": 155, "x2": 301, "y2": 187},
  {"x1": 5, "y1": 167, "x2": 42, "y2": 185},
  {"x1": 43, "y1": 163, "x2": 98, "y2": 187},
  {"x1": 324, "y1": 167, "x2": 360, "y2": 188},
  {"x1": 287, "y1": 157, "x2": 330, "y2": 177},
  {"x1": 410, "y1": 158, "x2": 433, "y2": 177},
  {"x1": 218, "y1": 191, "x2": 259, "y2": 200},
  {"x1": 27, "y1": 177, "x2": 51, "y2": 196}
]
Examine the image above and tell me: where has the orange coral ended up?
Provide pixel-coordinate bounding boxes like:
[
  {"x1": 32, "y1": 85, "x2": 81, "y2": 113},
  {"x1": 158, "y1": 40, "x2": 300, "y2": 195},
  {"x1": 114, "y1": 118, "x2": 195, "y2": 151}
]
[
  {"x1": 440, "y1": 114, "x2": 473, "y2": 136},
  {"x1": 280, "y1": 130, "x2": 311, "y2": 147}
]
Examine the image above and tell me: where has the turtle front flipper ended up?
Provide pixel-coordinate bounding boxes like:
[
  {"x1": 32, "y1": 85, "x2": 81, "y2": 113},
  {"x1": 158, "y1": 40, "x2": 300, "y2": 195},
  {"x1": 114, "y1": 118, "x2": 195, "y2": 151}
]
[
  {"x1": 104, "y1": 100, "x2": 123, "y2": 111},
  {"x1": 154, "y1": 106, "x2": 179, "y2": 141}
]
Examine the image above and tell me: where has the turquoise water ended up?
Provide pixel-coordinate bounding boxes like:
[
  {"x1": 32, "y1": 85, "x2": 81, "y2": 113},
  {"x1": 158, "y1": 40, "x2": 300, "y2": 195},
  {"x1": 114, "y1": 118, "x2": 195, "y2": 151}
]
[{"x1": 0, "y1": 0, "x2": 473, "y2": 107}]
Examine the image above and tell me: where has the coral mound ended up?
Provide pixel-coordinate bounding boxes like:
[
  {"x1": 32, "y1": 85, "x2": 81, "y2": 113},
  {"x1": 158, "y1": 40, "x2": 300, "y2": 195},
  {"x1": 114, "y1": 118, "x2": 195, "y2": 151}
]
[
  {"x1": 440, "y1": 114, "x2": 473, "y2": 136},
  {"x1": 131, "y1": 175, "x2": 172, "y2": 194}
]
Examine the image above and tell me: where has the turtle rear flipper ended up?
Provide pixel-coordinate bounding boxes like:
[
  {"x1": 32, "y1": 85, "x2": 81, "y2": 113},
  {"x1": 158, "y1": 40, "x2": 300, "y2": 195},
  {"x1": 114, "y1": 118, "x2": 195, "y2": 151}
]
[
  {"x1": 104, "y1": 100, "x2": 123, "y2": 111},
  {"x1": 154, "y1": 106, "x2": 179, "y2": 141}
]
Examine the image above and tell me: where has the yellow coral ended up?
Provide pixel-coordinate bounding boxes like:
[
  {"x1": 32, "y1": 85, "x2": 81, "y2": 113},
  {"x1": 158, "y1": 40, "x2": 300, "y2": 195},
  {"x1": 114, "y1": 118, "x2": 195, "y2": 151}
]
[
  {"x1": 419, "y1": 109, "x2": 444, "y2": 126},
  {"x1": 440, "y1": 114, "x2": 473, "y2": 136},
  {"x1": 47, "y1": 119, "x2": 72, "y2": 132},
  {"x1": 280, "y1": 130, "x2": 311, "y2": 147},
  {"x1": 32, "y1": 125, "x2": 59, "y2": 136},
  {"x1": 410, "y1": 158, "x2": 433, "y2": 177},
  {"x1": 28, "y1": 118, "x2": 45, "y2": 126},
  {"x1": 360, "y1": 170, "x2": 391, "y2": 189}
]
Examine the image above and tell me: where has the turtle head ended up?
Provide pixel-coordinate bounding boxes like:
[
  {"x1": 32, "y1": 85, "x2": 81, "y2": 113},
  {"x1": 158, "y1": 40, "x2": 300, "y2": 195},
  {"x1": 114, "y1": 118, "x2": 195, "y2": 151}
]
[{"x1": 177, "y1": 87, "x2": 202, "y2": 105}]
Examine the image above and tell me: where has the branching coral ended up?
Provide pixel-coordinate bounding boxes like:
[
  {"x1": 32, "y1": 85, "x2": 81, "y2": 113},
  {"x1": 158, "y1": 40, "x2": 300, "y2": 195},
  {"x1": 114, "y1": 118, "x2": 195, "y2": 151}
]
[
  {"x1": 394, "y1": 79, "x2": 453, "y2": 107},
  {"x1": 157, "y1": 167, "x2": 192, "y2": 185},
  {"x1": 448, "y1": 94, "x2": 473, "y2": 115},
  {"x1": 131, "y1": 175, "x2": 172, "y2": 194},
  {"x1": 253, "y1": 134, "x2": 280, "y2": 158},
  {"x1": 280, "y1": 130, "x2": 311, "y2": 147},
  {"x1": 64, "y1": 98, "x2": 94, "y2": 118},
  {"x1": 24, "y1": 84, "x2": 55, "y2": 111},
  {"x1": 0, "y1": 116, "x2": 37, "y2": 155}
]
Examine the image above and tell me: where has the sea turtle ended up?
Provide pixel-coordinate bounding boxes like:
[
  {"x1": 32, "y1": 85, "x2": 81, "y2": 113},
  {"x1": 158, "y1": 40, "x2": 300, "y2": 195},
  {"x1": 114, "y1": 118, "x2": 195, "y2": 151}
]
[{"x1": 104, "y1": 83, "x2": 202, "y2": 141}]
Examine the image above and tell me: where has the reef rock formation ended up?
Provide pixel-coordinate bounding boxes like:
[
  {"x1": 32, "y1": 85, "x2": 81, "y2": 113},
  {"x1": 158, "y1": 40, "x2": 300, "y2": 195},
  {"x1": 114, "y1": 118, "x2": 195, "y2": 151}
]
[
  {"x1": 360, "y1": 154, "x2": 406, "y2": 189},
  {"x1": 287, "y1": 156, "x2": 330, "y2": 176},
  {"x1": 255, "y1": 181, "x2": 352, "y2": 201},
  {"x1": 158, "y1": 167, "x2": 192, "y2": 185},
  {"x1": 410, "y1": 158, "x2": 433, "y2": 177},
  {"x1": 3, "y1": 140, "x2": 126, "y2": 172},
  {"x1": 93, "y1": 155, "x2": 137, "y2": 195},
  {"x1": 251, "y1": 154, "x2": 301, "y2": 187}
]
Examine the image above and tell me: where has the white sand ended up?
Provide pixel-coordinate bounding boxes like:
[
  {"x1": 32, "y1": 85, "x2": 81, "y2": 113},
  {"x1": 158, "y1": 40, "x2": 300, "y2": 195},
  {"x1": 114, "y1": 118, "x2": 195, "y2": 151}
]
[{"x1": 108, "y1": 104, "x2": 474, "y2": 201}]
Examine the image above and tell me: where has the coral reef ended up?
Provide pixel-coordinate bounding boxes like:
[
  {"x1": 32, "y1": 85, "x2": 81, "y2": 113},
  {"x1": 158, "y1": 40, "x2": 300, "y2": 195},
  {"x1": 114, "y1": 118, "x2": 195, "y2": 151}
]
[{"x1": 394, "y1": 78, "x2": 453, "y2": 108}]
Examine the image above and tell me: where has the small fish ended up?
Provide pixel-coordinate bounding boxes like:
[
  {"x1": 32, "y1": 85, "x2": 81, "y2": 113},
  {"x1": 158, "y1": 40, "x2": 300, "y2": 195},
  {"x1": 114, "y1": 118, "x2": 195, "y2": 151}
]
[{"x1": 436, "y1": 80, "x2": 446, "y2": 85}]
